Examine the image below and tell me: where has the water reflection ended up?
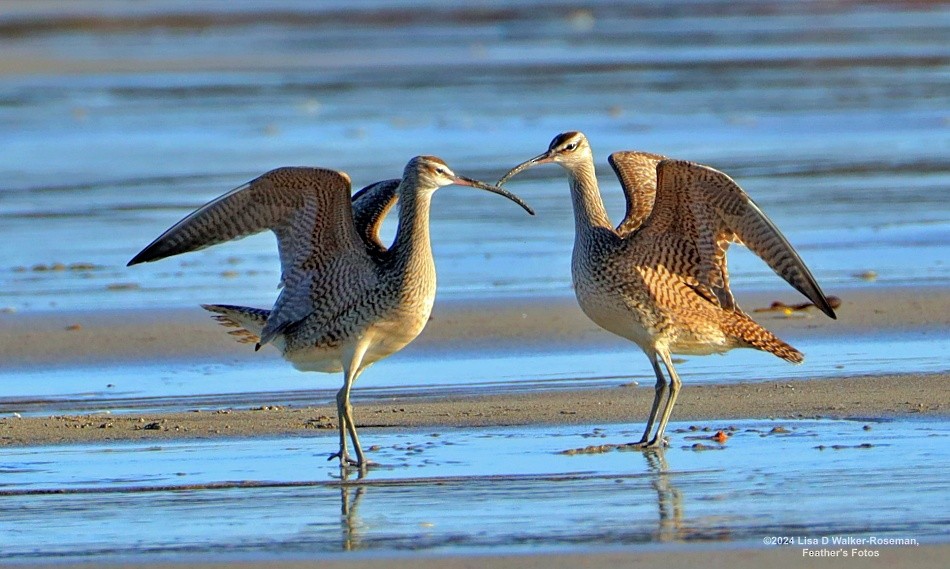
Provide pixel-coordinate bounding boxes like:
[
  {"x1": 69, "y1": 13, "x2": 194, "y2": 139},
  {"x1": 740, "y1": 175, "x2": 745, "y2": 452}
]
[
  {"x1": 317, "y1": 445, "x2": 722, "y2": 551},
  {"x1": 338, "y1": 467, "x2": 367, "y2": 552},
  {"x1": 0, "y1": 419, "x2": 946, "y2": 560},
  {"x1": 328, "y1": 455, "x2": 689, "y2": 552},
  {"x1": 1, "y1": 1, "x2": 947, "y2": 312},
  {"x1": 643, "y1": 449, "x2": 685, "y2": 543}
]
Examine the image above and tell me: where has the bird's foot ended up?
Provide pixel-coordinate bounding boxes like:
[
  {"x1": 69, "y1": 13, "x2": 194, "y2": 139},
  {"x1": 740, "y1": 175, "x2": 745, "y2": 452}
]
[
  {"x1": 327, "y1": 450, "x2": 359, "y2": 467},
  {"x1": 327, "y1": 451, "x2": 378, "y2": 470},
  {"x1": 621, "y1": 437, "x2": 668, "y2": 451},
  {"x1": 354, "y1": 454, "x2": 381, "y2": 469}
]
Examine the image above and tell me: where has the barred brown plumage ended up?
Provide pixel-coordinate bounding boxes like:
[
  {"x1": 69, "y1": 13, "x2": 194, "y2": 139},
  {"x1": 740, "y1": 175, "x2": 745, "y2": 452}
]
[
  {"x1": 498, "y1": 131, "x2": 835, "y2": 449},
  {"x1": 129, "y1": 156, "x2": 533, "y2": 469}
]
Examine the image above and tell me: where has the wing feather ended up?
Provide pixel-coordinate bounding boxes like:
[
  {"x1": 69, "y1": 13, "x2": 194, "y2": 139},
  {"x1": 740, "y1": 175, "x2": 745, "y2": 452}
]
[
  {"x1": 128, "y1": 167, "x2": 361, "y2": 267},
  {"x1": 351, "y1": 178, "x2": 400, "y2": 254},
  {"x1": 608, "y1": 151, "x2": 667, "y2": 237},
  {"x1": 651, "y1": 160, "x2": 836, "y2": 318},
  {"x1": 128, "y1": 166, "x2": 374, "y2": 344}
]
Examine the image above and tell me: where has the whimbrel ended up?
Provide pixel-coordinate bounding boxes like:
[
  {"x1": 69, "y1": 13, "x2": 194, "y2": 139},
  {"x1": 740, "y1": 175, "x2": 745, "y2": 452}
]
[
  {"x1": 499, "y1": 132, "x2": 836, "y2": 448},
  {"x1": 129, "y1": 156, "x2": 534, "y2": 468}
]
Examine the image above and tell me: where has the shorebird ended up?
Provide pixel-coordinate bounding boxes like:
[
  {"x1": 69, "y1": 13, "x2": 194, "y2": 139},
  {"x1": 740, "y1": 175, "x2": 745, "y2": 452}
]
[
  {"x1": 129, "y1": 156, "x2": 534, "y2": 468},
  {"x1": 498, "y1": 132, "x2": 836, "y2": 448}
]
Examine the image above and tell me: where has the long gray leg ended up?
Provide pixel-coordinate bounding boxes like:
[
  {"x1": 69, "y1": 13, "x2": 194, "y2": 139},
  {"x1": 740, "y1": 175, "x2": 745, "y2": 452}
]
[
  {"x1": 635, "y1": 352, "x2": 668, "y2": 445},
  {"x1": 341, "y1": 339, "x2": 371, "y2": 468},
  {"x1": 339, "y1": 371, "x2": 366, "y2": 467},
  {"x1": 649, "y1": 350, "x2": 682, "y2": 447},
  {"x1": 331, "y1": 382, "x2": 355, "y2": 465},
  {"x1": 330, "y1": 339, "x2": 371, "y2": 468}
]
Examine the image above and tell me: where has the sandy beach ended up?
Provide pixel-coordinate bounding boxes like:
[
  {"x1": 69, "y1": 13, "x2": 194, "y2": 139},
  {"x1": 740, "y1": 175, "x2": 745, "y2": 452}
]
[
  {"x1": 0, "y1": 374, "x2": 944, "y2": 447},
  {"x1": 2, "y1": 280, "x2": 947, "y2": 569},
  {"x1": 1, "y1": 1, "x2": 947, "y2": 564},
  {"x1": 2, "y1": 286, "x2": 947, "y2": 369},
  {"x1": 3, "y1": 286, "x2": 946, "y2": 569},
  {"x1": 1, "y1": 286, "x2": 947, "y2": 447}
]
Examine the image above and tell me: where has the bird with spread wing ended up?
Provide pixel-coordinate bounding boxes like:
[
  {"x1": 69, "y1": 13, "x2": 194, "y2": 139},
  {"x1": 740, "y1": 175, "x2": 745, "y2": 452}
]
[
  {"x1": 499, "y1": 132, "x2": 835, "y2": 448},
  {"x1": 130, "y1": 156, "x2": 534, "y2": 468}
]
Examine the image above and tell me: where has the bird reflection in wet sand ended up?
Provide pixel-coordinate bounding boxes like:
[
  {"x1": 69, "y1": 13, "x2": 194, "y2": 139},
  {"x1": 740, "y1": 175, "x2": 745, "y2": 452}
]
[
  {"x1": 339, "y1": 467, "x2": 366, "y2": 551},
  {"x1": 128, "y1": 156, "x2": 534, "y2": 470},
  {"x1": 642, "y1": 449, "x2": 731, "y2": 542},
  {"x1": 643, "y1": 449, "x2": 684, "y2": 543}
]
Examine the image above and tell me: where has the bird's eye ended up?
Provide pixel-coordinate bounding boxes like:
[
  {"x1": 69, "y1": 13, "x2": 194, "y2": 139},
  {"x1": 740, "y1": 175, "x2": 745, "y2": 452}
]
[
  {"x1": 435, "y1": 168, "x2": 447, "y2": 176},
  {"x1": 564, "y1": 142, "x2": 578, "y2": 151}
]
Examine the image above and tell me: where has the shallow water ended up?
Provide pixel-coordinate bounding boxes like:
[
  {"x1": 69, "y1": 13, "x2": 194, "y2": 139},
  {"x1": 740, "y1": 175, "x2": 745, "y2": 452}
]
[
  {"x1": 0, "y1": 418, "x2": 946, "y2": 561},
  {"x1": 2, "y1": 327, "x2": 947, "y2": 417},
  {"x1": 0, "y1": 0, "x2": 948, "y2": 312},
  {"x1": 0, "y1": 1, "x2": 948, "y2": 561}
]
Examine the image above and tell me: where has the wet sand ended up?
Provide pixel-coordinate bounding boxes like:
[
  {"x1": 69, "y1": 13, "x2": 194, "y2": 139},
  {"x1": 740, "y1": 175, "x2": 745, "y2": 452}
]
[
  {"x1": 1, "y1": 286, "x2": 947, "y2": 446},
  {"x1": 1, "y1": 288, "x2": 946, "y2": 569},
  {"x1": 2, "y1": 1, "x2": 947, "y2": 566},
  {"x1": 0, "y1": 373, "x2": 945, "y2": 447},
  {"x1": 1, "y1": 285, "x2": 947, "y2": 368}
]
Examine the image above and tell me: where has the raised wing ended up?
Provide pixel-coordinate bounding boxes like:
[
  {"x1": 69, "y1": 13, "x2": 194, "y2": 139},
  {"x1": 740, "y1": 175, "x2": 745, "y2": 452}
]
[
  {"x1": 128, "y1": 167, "x2": 361, "y2": 267},
  {"x1": 649, "y1": 159, "x2": 836, "y2": 319},
  {"x1": 128, "y1": 166, "x2": 373, "y2": 345},
  {"x1": 608, "y1": 151, "x2": 667, "y2": 238},
  {"x1": 351, "y1": 178, "x2": 400, "y2": 254}
]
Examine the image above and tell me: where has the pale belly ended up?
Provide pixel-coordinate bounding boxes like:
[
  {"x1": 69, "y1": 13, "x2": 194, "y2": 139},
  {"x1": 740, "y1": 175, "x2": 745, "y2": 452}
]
[
  {"x1": 284, "y1": 301, "x2": 432, "y2": 374},
  {"x1": 577, "y1": 287, "x2": 734, "y2": 356},
  {"x1": 573, "y1": 265, "x2": 734, "y2": 357},
  {"x1": 361, "y1": 310, "x2": 430, "y2": 366},
  {"x1": 288, "y1": 345, "x2": 346, "y2": 373},
  {"x1": 575, "y1": 285, "x2": 657, "y2": 353}
]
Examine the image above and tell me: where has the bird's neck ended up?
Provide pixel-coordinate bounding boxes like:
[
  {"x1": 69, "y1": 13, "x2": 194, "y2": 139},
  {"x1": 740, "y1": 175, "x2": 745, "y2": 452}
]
[
  {"x1": 391, "y1": 186, "x2": 436, "y2": 283},
  {"x1": 567, "y1": 159, "x2": 613, "y2": 234}
]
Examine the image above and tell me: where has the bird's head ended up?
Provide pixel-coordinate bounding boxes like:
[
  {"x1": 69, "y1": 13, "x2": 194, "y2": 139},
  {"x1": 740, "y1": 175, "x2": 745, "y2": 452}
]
[
  {"x1": 402, "y1": 155, "x2": 534, "y2": 215},
  {"x1": 497, "y1": 131, "x2": 592, "y2": 185}
]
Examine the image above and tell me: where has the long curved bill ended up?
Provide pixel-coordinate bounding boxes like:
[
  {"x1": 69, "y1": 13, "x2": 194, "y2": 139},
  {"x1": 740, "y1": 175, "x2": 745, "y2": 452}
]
[
  {"x1": 453, "y1": 175, "x2": 535, "y2": 216},
  {"x1": 496, "y1": 151, "x2": 555, "y2": 186}
]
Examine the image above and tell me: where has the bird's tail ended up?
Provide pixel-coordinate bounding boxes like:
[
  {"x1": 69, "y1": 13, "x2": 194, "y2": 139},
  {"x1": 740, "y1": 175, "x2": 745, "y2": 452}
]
[
  {"x1": 202, "y1": 304, "x2": 270, "y2": 345},
  {"x1": 722, "y1": 312, "x2": 804, "y2": 364}
]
